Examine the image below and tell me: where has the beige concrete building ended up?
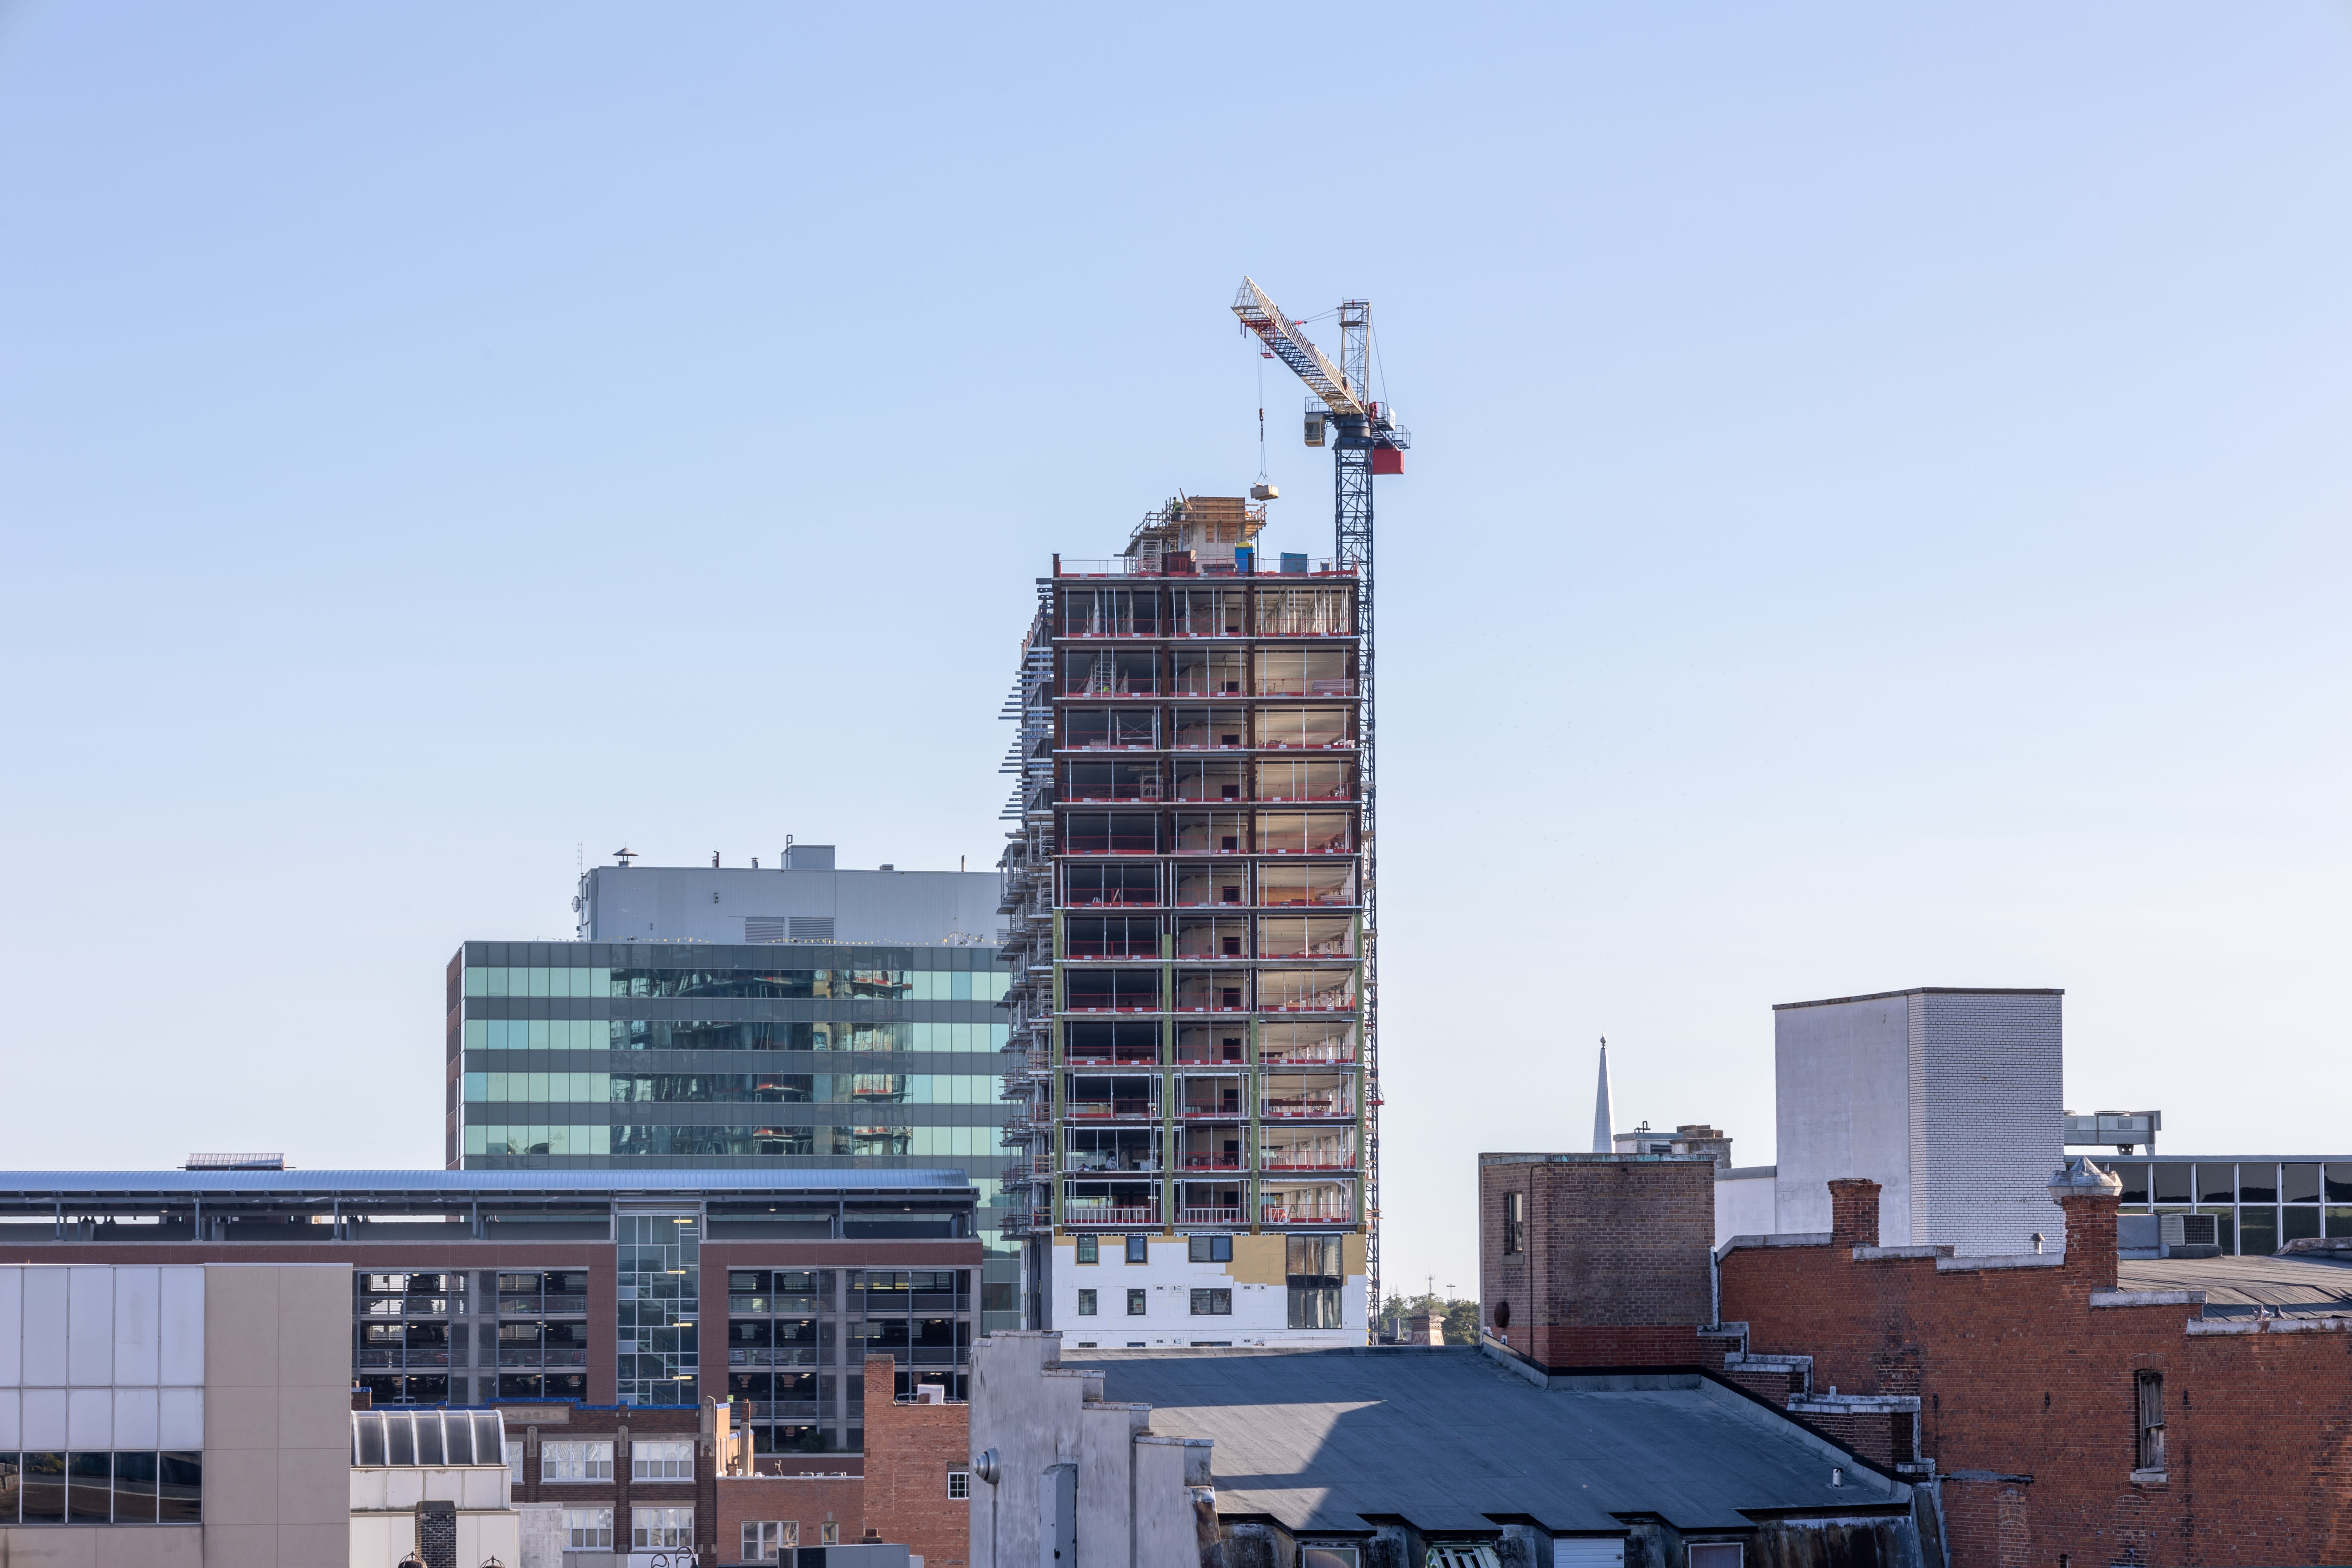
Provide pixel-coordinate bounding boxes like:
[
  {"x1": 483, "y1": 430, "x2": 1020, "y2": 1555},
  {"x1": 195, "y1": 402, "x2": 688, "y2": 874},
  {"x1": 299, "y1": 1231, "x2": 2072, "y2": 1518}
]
[{"x1": 0, "y1": 1263, "x2": 349, "y2": 1567}]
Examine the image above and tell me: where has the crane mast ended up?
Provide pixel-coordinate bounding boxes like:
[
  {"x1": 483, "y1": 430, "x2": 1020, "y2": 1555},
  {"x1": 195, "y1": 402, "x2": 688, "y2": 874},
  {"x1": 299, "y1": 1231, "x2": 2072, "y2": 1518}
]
[{"x1": 1231, "y1": 278, "x2": 1409, "y2": 1329}]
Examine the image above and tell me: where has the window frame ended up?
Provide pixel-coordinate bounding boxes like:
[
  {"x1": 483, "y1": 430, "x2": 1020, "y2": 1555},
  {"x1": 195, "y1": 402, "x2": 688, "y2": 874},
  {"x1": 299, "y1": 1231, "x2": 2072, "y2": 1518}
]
[
  {"x1": 566, "y1": 1508, "x2": 616, "y2": 1550},
  {"x1": 949, "y1": 1469, "x2": 972, "y2": 1500},
  {"x1": 1125, "y1": 1233, "x2": 1150, "y2": 1264},
  {"x1": 631, "y1": 1504, "x2": 694, "y2": 1550},
  {"x1": 741, "y1": 1519, "x2": 795, "y2": 1559},
  {"x1": 1190, "y1": 1287, "x2": 1234, "y2": 1316},
  {"x1": 2135, "y1": 1371, "x2": 2166, "y2": 1474},
  {"x1": 1077, "y1": 1289, "x2": 1098, "y2": 1317},
  {"x1": 1075, "y1": 1235, "x2": 1099, "y2": 1265},
  {"x1": 1504, "y1": 1191, "x2": 1525, "y2": 1255},
  {"x1": 540, "y1": 1440, "x2": 616, "y2": 1482},
  {"x1": 630, "y1": 1439, "x2": 695, "y2": 1481},
  {"x1": 1126, "y1": 1288, "x2": 1148, "y2": 1316}
]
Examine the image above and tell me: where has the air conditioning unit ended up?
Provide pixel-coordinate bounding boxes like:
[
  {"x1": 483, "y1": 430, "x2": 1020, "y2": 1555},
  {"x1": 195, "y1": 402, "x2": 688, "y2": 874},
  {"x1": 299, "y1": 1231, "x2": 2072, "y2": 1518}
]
[{"x1": 2160, "y1": 1213, "x2": 2221, "y2": 1258}]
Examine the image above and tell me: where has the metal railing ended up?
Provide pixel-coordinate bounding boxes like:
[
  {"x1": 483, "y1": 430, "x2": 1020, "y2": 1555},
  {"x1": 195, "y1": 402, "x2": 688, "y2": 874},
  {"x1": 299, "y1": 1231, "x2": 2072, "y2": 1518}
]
[
  {"x1": 1262, "y1": 1046, "x2": 1359, "y2": 1066},
  {"x1": 1062, "y1": 1206, "x2": 1159, "y2": 1227},
  {"x1": 727, "y1": 1296, "x2": 825, "y2": 1315},
  {"x1": 1064, "y1": 1100, "x2": 1161, "y2": 1121},
  {"x1": 1261, "y1": 1099, "x2": 1357, "y2": 1120},
  {"x1": 1254, "y1": 680, "x2": 1359, "y2": 697},
  {"x1": 1178, "y1": 1207, "x2": 1243, "y2": 1225},
  {"x1": 1058, "y1": 558, "x2": 1353, "y2": 579},
  {"x1": 1261, "y1": 1206, "x2": 1354, "y2": 1225}
]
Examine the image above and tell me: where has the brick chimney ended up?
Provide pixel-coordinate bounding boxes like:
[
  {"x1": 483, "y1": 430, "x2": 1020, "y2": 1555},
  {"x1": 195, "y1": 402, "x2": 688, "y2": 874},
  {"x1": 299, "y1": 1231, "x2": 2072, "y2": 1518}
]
[
  {"x1": 413, "y1": 1500, "x2": 456, "y2": 1568},
  {"x1": 2049, "y1": 1156, "x2": 2122, "y2": 1289},
  {"x1": 1828, "y1": 1178, "x2": 1881, "y2": 1250}
]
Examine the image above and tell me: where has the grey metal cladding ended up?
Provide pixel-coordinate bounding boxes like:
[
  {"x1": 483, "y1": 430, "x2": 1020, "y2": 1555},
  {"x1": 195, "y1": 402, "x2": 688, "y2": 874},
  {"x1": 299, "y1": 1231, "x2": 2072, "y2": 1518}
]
[{"x1": 1057, "y1": 1348, "x2": 1905, "y2": 1535}]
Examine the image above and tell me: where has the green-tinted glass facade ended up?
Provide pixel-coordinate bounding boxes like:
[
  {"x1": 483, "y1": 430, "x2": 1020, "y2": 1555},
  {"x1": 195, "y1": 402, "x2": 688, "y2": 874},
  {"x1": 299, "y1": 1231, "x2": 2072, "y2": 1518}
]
[{"x1": 450, "y1": 940, "x2": 1020, "y2": 1326}]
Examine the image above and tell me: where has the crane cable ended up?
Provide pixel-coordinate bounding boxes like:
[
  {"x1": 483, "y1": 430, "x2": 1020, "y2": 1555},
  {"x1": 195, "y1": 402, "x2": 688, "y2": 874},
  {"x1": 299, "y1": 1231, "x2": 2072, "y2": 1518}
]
[{"x1": 1256, "y1": 350, "x2": 1269, "y2": 483}]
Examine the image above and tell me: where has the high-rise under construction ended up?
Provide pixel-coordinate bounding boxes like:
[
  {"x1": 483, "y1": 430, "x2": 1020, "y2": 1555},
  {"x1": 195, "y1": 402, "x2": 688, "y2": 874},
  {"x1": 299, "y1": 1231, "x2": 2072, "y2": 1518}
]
[{"x1": 996, "y1": 493, "x2": 1369, "y2": 1344}]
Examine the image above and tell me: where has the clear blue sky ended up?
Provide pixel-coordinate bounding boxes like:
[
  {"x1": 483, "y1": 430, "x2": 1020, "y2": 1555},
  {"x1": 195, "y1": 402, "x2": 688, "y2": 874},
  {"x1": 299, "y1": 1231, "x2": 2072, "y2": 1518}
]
[{"x1": 3, "y1": 4, "x2": 2346, "y2": 1295}]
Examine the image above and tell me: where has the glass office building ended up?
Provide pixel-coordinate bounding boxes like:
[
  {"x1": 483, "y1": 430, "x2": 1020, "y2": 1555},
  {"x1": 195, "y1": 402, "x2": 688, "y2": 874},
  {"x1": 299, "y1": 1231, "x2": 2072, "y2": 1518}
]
[
  {"x1": 447, "y1": 939, "x2": 1020, "y2": 1328},
  {"x1": 2112, "y1": 1158, "x2": 2352, "y2": 1255}
]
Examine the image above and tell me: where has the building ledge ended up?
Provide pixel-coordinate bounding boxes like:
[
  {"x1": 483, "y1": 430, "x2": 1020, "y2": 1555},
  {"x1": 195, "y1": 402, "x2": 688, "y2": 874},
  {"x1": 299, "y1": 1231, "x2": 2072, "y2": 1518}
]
[
  {"x1": 2129, "y1": 1469, "x2": 2168, "y2": 1487},
  {"x1": 1934, "y1": 1253, "x2": 2064, "y2": 1274},
  {"x1": 1853, "y1": 1245, "x2": 1953, "y2": 1262},
  {"x1": 1718, "y1": 1164, "x2": 1776, "y2": 1181},
  {"x1": 1790, "y1": 1394, "x2": 1920, "y2": 1414},
  {"x1": 1715, "y1": 1232, "x2": 1832, "y2": 1260},
  {"x1": 2089, "y1": 1290, "x2": 2204, "y2": 1308},
  {"x1": 1724, "y1": 1352, "x2": 1813, "y2": 1373},
  {"x1": 2187, "y1": 1315, "x2": 2352, "y2": 1336}
]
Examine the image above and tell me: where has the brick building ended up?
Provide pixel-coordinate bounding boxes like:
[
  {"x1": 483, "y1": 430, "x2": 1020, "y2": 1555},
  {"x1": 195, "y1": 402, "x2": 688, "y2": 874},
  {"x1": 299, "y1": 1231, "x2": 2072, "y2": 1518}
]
[
  {"x1": 1718, "y1": 1160, "x2": 2352, "y2": 1566},
  {"x1": 503, "y1": 1400, "x2": 713, "y2": 1559},
  {"x1": 1482, "y1": 1148, "x2": 2352, "y2": 1565},
  {"x1": 0, "y1": 1167, "x2": 980, "y2": 1458},
  {"x1": 715, "y1": 1355, "x2": 972, "y2": 1567},
  {"x1": 1478, "y1": 1152, "x2": 1724, "y2": 1368}
]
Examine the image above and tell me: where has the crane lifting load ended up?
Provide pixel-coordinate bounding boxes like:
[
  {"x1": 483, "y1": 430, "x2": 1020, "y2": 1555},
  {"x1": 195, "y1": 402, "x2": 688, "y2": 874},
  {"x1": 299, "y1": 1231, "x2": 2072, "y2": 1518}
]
[{"x1": 1231, "y1": 277, "x2": 1409, "y2": 1327}]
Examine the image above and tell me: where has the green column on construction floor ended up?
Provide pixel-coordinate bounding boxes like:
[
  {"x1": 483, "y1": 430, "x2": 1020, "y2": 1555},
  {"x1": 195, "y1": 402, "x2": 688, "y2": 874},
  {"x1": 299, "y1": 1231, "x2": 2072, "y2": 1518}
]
[
  {"x1": 1248, "y1": 1012, "x2": 1263, "y2": 1236},
  {"x1": 1161, "y1": 927, "x2": 1176, "y2": 1235}
]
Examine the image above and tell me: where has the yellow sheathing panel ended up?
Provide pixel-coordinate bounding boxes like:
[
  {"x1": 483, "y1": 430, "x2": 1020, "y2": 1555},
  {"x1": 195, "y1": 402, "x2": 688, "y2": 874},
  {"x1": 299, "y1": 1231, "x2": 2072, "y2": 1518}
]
[{"x1": 1224, "y1": 1233, "x2": 1288, "y2": 1286}]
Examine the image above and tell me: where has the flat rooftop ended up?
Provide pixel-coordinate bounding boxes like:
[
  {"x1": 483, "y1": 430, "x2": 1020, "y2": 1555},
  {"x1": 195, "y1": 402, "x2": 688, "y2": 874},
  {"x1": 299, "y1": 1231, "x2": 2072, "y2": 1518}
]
[
  {"x1": 2118, "y1": 1253, "x2": 2352, "y2": 1319},
  {"x1": 1059, "y1": 1346, "x2": 1905, "y2": 1534},
  {"x1": 1774, "y1": 987, "x2": 2063, "y2": 1011},
  {"x1": 0, "y1": 1168, "x2": 975, "y2": 1197}
]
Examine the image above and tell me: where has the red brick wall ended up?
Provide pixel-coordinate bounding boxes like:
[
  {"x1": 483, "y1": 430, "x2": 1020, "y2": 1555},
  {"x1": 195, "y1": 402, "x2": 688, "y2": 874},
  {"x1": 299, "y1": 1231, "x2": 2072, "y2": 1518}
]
[
  {"x1": 716, "y1": 1474, "x2": 864, "y2": 1563},
  {"x1": 506, "y1": 1406, "x2": 710, "y2": 1556},
  {"x1": 1721, "y1": 1178, "x2": 2352, "y2": 1566},
  {"x1": 1479, "y1": 1155, "x2": 1717, "y2": 1367},
  {"x1": 862, "y1": 1355, "x2": 974, "y2": 1568}
]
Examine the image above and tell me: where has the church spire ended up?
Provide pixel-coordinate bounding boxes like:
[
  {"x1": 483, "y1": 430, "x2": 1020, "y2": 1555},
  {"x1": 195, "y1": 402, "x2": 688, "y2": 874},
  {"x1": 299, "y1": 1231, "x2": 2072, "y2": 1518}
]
[{"x1": 1592, "y1": 1038, "x2": 1615, "y2": 1154}]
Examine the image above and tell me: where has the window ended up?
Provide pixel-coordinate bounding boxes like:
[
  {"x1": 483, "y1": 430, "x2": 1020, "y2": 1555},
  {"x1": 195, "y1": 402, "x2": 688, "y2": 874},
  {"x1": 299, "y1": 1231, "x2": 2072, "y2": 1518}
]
[
  {"x1": 1687, "y1": 1546, "x2": 1742, "y2": 1568},
  {"x1": 743, "y1": 1520, "x2": 795, "y2": 1559},
  {"x1": 2135, "y1": 1372, "x2": 2165, "y2": 1473},
  {"x1": 1077, "y1": 1289, "x2": 1098, "y2": 1317},
  {"x1": 949, "y1": 1470, "x2": 972, "y2": 1500},
  {"x1": 158, "y1": 1452, "x2": 202, "y2": 1523},
  {"x1": 1504, "y1": 1191, "x2": 1525, "y2": 1255},
  {"x1": 1190, "y1": 1288, "x2": 1233, "y2": 1316},
  {"x1": 541, "y1": 1440, "x2": 614, "y2": 1481},
  {"x1": 822, "y1": 1522, "x2": 841, "y2": 1545},
  {"x1": 567, "y1": 1509, "x2": 616, "y2": 1550},
  {"x1": 1076, "y1": 1235, "x2": 1099, "y2": 1264},
  {"x1": 633, "y1": 1504, "x2": 693, "y2": 1549},
  {"x1": 1429, "y1": 1548, "x2": 1501, "y2": 1568},
  {"x1": 1127, "y1": 1289, "x2": 1148, "y2": 1316},
  {"x1": 1188, "y1": 1234, "x2": 1234, "y2": 1263},
  {"x1": 632, "y1": 1439, "x2": 694, "y2": 1481},
  {"x1": 1126, "y1": 1234, "x2": 1150, "y2": 1264},
  {"x1": 1303, "y1": 1551, "x2": 1360, "y2": 1568},
  {"x1": 1287, "y1": 1235, "x2": 1344, "y2": 1330}
]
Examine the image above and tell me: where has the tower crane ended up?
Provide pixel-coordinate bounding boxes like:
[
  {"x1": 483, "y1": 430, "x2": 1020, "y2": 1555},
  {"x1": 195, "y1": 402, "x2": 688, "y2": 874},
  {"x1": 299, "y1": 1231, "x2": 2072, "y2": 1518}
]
[{"x1": 1231, "y1": 277, "x2": 1409, "y2": 1328}]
